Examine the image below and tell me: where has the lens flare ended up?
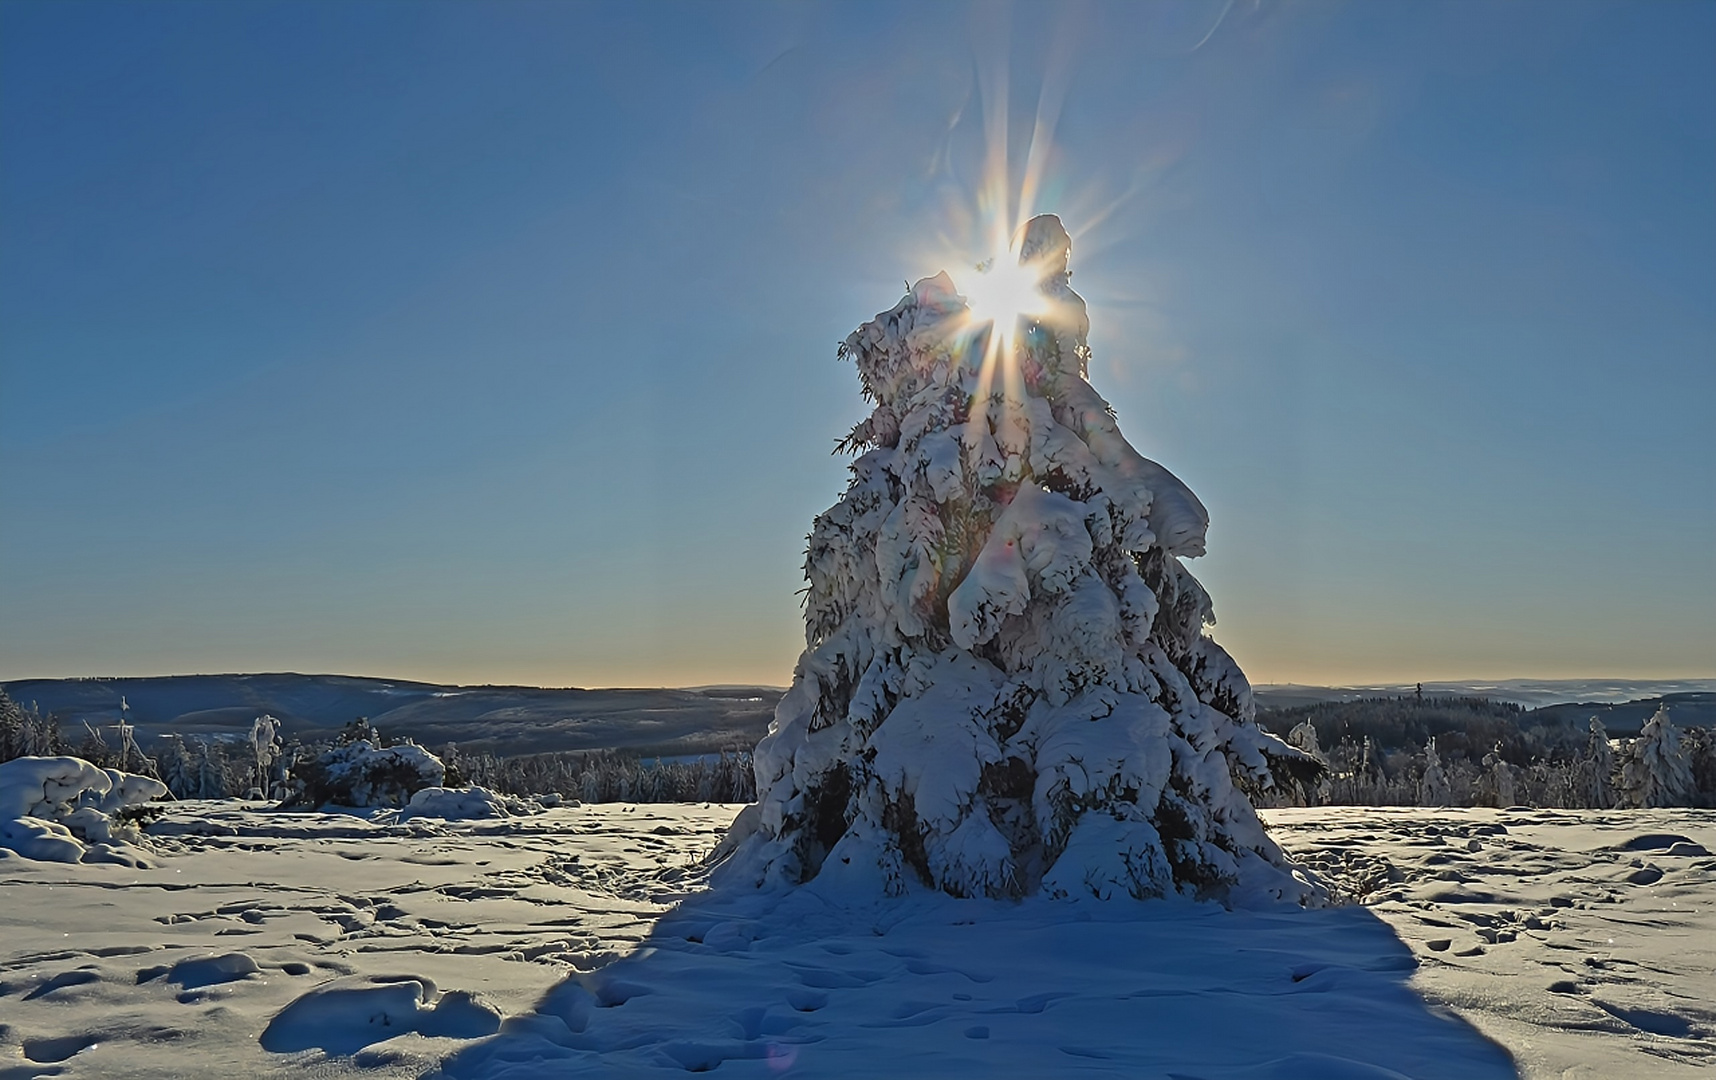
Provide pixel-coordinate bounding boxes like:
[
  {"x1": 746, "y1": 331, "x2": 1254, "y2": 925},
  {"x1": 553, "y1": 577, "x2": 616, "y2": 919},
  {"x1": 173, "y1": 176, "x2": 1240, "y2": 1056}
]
[{"x1": 961, "y1": 252, "x2": 1050, "y2": 337}]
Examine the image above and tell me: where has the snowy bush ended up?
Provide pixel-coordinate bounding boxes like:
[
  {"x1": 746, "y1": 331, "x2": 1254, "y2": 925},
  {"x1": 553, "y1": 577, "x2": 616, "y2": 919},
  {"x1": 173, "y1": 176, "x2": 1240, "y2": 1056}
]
[
  {"x1": 395, "y1": 786, "x2": 541, "y2": 822},
  {"x1": 283, "y1": 739, "x2": 444, "y2": 809},
  {"x1": 723, "y1": 216, "x2": 1321, "y2": 904},
  {"x1": 0, "y1": 755, "x2": 168, "y2": 862}
]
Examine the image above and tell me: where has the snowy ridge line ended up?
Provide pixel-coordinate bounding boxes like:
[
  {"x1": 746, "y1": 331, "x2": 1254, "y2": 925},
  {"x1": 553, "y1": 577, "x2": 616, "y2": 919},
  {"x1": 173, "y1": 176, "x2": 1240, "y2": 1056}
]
[{"x1": 1, "y1": 674, "x2": 783, "y2": 757}]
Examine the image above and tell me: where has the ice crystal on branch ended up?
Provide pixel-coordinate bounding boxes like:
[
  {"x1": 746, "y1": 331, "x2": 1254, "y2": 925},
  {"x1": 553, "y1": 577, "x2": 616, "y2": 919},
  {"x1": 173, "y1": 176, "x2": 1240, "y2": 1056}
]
[{"x1": 726, "y1": 216, "x2": 1320, "y2": 903}]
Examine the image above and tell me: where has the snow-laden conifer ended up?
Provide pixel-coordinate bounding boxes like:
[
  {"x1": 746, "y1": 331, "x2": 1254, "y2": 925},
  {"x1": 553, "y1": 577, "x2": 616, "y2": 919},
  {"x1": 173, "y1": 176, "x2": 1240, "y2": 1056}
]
[
  {"x1": 1582, "y1": 717, "x2": 1615, "y2": 810},
  {"x1": 726, "y1": 216, "x2": 1320, "y2": 903},
  {"x1": 156, "y1": 734, "x2": 202, "y2": 800},
  {"x1": 1483, "y1": 749, "x2": 1516, "y2": 808},
  {"x1": 249, "y1": 716, "x2": 284, "y2": 801},
  {"x1": 1286, "y1": 720, "x2": 1322, "y2": 761},
  {"x1": 1284, "y1": 720, "x2": 1331, "y2": 806},
  {"x1": 1620, "y1": 706, "x2": 1694, "y2": 809},
  {"x1": 1418, "y1": 738, "x2": 1450, "y2": 807}
]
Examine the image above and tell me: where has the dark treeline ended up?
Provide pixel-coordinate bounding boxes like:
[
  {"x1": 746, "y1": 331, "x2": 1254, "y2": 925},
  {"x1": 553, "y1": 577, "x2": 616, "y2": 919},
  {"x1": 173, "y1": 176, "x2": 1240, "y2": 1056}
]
[
  {"x1": 448, "y1": 746, "x2": 756, "y2": 804},
  {"x1": 1259, "y1": 696, "x2": 1537, "y2": 763},
  {"x1": 2, "y1": 687, "x2": 755, "y2": 805}
]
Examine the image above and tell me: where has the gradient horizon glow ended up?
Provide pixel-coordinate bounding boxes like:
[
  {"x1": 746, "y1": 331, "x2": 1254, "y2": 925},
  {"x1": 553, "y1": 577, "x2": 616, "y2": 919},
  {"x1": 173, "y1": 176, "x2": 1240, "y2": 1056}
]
[{"x1": 2, "y1": 1, "x2": 1712, "y2": 689}]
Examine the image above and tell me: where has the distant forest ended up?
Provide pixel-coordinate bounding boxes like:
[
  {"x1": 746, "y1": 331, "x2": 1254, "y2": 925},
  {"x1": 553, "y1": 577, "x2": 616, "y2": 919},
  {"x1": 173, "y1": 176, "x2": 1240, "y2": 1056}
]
[
  {"x1": 5, "y1": 687, "x2": 1711, "y2": 810},
  {"x1": 1256, "y1": 694, "x2": 1715, "y2": 810},
  {"x1": 1258, "y1": 696, "x2": 1535, "y2": 762}
]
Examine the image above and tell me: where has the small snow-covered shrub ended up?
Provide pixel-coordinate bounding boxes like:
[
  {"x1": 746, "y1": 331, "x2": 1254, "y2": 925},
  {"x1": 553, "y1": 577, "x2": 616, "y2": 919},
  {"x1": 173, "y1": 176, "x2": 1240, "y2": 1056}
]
[
  {"x1": 0, "y1": 755, "x2": 168, "y2": 862},
  {"x1": 283, "y1": 739, "x2": 444, "y2": 809},
  {"x1": 395, "y1": 786, "x2": 540, "y2": 822}
]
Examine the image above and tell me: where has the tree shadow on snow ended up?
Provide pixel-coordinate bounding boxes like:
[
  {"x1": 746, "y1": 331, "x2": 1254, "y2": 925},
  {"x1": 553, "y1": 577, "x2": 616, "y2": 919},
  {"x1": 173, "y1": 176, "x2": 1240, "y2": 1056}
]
[{"x1": 432, "y1": 862, "x2": 1518, "y2": 1080}]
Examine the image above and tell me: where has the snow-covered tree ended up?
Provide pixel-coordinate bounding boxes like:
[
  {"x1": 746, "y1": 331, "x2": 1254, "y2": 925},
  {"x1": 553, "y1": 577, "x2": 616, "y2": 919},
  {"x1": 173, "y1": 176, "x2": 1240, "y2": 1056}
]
[
  {"x1": 1619, "y1": 706, "x2": 1694, "y2": 809},
  {"x1": 0, "y1": 689, "x2": 24, "y2": 762},
  {"x1": 725, "y1": 216, "x2": 1320, "y2": 903},
  {"x1": 196, "y1": 740, "x2": 232, "y2": 800},
  {"x1": 248, "y1": 715, "x2": 284, "y2": 800},
  {"x1": 1582, "y1": 717, "x2": 1615, "y2": 810},
  {"x1": 441, "y1": 742, "x2": 468, "y2": 788},
  {"x1": 1418, "y1": 737, "x2": 1450, "y2": 807},
  {"x1": 1286, "y1": 720, "x2": 1322, "y2": 761},
  {"x1": 1363, "y1": 737, "x2": 1383, "y2": 777},
  {"x1": 155, "y1": 735, "x2": 197, "y2": 799},
  {"x1": 1283, "y1": 720, "x2": 1331, "y2": 806},
  {"x1": 1483, "y1": 749, "x2": 1516, "y2": 808}
]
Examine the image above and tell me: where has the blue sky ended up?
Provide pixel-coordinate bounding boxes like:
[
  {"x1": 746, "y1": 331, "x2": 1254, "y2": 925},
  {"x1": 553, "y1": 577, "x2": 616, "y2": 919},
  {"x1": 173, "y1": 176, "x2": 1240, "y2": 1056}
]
[{"x1": 2, "y1": 0, "x2": 1711, "y2": 687}]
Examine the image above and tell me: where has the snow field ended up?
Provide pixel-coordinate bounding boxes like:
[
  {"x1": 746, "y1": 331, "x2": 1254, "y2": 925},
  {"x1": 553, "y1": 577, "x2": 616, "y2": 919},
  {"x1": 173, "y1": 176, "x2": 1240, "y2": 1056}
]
[
  {"x1": 1267, "y1": 806, "x2": 1716, "y2": 1079},
  {"x1": 2, "y1": 801, "x2": 1710, "y2": 1078},
  {"x1": 0, "y1": 802, "x2": 725, "y2": 1079}
]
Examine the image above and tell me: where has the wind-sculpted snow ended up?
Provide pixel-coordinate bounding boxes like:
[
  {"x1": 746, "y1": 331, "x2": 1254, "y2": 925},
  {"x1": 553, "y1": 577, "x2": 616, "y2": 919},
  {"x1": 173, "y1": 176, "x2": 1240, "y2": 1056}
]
[
  {"x1": 740, "y1": 214, "x2": 1317, "y2": 902},
  {"x1": 261, "y1": 978, "x2": 501, "y2": 1055}
]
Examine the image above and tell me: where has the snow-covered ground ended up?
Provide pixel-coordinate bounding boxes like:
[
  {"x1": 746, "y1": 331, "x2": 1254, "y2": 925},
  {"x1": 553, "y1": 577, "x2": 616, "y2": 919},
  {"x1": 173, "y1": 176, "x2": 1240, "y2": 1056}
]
[{"x1": 1, "y1": 802, "x2": 1710, "y2": 1079}]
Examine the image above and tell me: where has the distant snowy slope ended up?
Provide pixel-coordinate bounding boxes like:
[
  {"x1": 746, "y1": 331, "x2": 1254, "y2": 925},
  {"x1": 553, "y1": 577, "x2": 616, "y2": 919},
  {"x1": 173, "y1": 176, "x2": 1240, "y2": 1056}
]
[
  {"x1": 1, "y1": 674, "x2": 783, "y2": 755},
  {"x1": 1254, "y1": 678, "x2": 1716, "y2": 711}
]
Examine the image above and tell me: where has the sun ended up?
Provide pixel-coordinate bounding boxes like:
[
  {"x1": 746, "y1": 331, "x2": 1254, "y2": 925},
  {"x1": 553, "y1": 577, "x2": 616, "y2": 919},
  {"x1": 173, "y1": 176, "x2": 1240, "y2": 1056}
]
[{"x1": 960, "y1": 250, "x2": 1050, "y2": 339}]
